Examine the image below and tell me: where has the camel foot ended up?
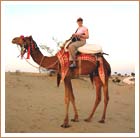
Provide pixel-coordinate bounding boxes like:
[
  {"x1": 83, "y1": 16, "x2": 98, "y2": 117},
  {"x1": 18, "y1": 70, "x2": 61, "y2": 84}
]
[
  {"x1": 61, "y1": 123, "x2": 70, "y2": 128},
  {"x1": 98, "y1": 120, "x2": 105, "y2": 123},
  {"x1": 84, "y1": 118, "x2": 91, "y2": 122},
  {"x1": 71, "y1": 118, "x2": 79, "y2": 122}
]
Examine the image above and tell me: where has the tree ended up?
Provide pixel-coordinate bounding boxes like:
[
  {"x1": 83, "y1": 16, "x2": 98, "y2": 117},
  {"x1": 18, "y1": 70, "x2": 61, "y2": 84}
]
[
  {"x1": 117, "y1": 73, "x2": 121, "y2": 76},
  {"x1": 131, "y1": 72, "x2": 135, "y2": 77},
  {"x1": 52, "y1": 37, "x2": 63, "y2": 48},
  {"x1": 39, "y1": 45, "x2": 54, "y2": 56},
  {"x1": 125, "y1": 73, "x2": 128, "y2": 77},
  {"x1": 114, "y1": 72, "x2": 117, "y2": 75}
]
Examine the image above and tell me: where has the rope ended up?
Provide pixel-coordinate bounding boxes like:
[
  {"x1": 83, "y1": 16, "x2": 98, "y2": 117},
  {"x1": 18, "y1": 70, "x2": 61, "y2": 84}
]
[
  {"x1": 16, "y1": 45, "x2": 59, "y2": 71},
  {"x1": 24, "y1": 57, "x2": 39, "y2": 69},
  {"x1": 17, "y1": 45, "x2": 39, "y2": 69},
  {"x1": 78, "y1": 59, "x2": 82, "y2": 76},
  {"x1": 39, "y1": 56, "x2": 59, "y2": 72},
  {"x1": 39, "y1": 56, "x2": 45, "y2": 72}
]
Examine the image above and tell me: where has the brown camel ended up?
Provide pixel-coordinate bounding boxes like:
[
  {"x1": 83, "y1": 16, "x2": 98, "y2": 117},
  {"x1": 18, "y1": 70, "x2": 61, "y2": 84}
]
[{"x1": 12, "y1": 35, "x2": 111, "y2": 128}]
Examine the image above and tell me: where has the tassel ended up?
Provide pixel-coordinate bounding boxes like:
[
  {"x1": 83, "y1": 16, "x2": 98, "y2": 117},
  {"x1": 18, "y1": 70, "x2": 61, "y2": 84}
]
[
  {"x1": 31, "y1": 43, "x2": 34, "y2": 50},
  {"x1": 98, "y1": 57, "x2": 105, "y2": 85},
  {"x1": 27, "y1": 46, "x2": 30, "y2": 59},
  {"x1": 21, "y1": 46, "x2": 24, "y2": 59}
]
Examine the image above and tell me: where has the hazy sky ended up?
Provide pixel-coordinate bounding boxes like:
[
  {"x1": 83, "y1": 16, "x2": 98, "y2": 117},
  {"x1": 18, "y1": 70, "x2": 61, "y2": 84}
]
[{"x1": 1, "y1": 1, "x2": 139, "y2": 74}]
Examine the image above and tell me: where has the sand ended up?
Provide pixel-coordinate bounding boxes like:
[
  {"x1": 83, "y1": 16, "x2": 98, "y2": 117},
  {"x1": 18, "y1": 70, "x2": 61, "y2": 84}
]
[{"x1": 5, "y1": 72, "x2": 135, "y2": 133}]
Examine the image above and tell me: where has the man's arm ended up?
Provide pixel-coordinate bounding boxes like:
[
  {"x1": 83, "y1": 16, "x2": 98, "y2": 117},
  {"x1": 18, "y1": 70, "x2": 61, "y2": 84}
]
[{"x1": 81, "y1": 29, "x2": 89, "y2": 39}]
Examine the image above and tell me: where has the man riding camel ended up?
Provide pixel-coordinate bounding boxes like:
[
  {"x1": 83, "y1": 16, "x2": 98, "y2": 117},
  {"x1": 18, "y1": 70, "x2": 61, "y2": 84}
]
[{"x1": 68, "y1": 17, "x2": 89, "y2": 68}]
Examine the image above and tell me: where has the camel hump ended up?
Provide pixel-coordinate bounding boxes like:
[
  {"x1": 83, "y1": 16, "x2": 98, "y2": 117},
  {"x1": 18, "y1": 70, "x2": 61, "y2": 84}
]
[{"x1": 78, "y1": 44, "x2": 103, "y2": 54}]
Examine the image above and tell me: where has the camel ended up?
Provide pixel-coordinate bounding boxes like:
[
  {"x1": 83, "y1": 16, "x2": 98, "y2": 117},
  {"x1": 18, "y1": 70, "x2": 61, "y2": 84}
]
[{"x1": 12, "y1": 35, "x2": 111, "y2": 128}]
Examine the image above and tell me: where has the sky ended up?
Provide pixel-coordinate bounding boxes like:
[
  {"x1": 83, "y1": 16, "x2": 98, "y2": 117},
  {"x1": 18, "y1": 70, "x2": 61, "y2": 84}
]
[{"x1": 1, "y1": 1, "x2": 139, "y2": 74}]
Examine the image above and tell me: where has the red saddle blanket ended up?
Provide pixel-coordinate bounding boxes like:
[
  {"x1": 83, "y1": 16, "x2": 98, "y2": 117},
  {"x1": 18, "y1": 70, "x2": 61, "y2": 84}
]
[{"x1": 56, "y1": 49, "x2": 102, "y2": 82}]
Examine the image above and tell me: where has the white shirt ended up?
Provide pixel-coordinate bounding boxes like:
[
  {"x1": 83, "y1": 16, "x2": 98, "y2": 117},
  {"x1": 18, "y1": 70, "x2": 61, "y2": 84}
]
[{"x1": 76, "y1": 26, "x2": 88, "y2": 35}]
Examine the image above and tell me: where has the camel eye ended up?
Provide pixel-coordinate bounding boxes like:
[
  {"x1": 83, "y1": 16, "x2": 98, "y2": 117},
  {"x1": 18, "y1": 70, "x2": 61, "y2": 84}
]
[{"x1": 13, "y1": 38, "x2": 17, "y2": 41}]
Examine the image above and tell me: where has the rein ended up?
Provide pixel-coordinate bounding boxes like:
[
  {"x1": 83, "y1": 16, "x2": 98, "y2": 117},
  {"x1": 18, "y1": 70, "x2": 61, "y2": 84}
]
[
  {"x1": 16, "y1": 44, "x2": 60, "y2": 72},
  {"x1": 17, "y1": 45, "x2": 39, "y2": 69}
]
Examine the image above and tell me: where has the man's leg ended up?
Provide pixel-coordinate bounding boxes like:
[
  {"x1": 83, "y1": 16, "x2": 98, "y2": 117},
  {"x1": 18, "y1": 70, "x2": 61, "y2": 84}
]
[
  {"x1": 68, "y1": 40, "x2": 86, "y2": 68},
  {"x1": 68, "y1": 44, "x2": 76, "y2": 62}
]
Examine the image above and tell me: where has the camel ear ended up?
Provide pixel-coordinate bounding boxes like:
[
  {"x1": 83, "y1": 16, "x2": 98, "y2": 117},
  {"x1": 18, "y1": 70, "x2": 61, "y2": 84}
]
[
  {"x1": 29, "y1": 35, "x2": 33, "y2": 41},
  {"x1": 20, "y1": 35, "x2": 24, "y2": 39}
]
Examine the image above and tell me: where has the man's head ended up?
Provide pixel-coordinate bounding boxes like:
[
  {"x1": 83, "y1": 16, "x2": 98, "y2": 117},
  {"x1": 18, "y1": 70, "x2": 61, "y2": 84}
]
[{"x1": 77, "y1": 17, "x2": 83, "y2": 27}]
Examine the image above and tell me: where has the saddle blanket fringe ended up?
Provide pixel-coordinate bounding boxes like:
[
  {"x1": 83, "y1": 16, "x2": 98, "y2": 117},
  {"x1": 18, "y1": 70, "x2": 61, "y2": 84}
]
[
  {"x1": 56, "y1": 49, "x2": 69, "y2": 82},
  {"x1": 56, "y1": 49, "x2": 104, "y2": 83}
]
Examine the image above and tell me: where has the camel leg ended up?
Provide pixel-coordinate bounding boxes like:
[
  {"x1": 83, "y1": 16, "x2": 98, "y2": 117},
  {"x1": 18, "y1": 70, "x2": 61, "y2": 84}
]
[
  {"x1": 70, "y1": 89, "x2": 79, "y2": 122},
  {"x1": 61, "y1": 77, "x2": 79, "y2": 128},
  {"x1": 61, "y1": 77, "x2": 70, "y2": 128},
  {"x1": 85, "y1": 76, "x2": 102, "y2": 122},
  {"x1": 67, "y1": 78, "x2": 79, "y2": 122},
  {"x1": 99, "y1": 80, "x2": 109, "y2": 123}
]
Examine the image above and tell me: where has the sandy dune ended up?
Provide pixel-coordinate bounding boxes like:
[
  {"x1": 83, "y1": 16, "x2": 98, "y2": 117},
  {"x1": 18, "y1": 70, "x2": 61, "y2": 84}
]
[{"x1": 5, "y1": 72, "x2": 135, "y2": 133}]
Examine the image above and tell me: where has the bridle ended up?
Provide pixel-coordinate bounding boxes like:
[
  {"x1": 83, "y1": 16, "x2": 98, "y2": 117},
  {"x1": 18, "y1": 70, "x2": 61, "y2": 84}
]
[{"x1": 16, "y1": 36, "x2": 60, "y2": 71}]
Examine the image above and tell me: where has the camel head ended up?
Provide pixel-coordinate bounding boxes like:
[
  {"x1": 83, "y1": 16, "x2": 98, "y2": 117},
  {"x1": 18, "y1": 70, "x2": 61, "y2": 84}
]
[{"x1": 12, "y1": 35, "x2": 35, "y2": 58}]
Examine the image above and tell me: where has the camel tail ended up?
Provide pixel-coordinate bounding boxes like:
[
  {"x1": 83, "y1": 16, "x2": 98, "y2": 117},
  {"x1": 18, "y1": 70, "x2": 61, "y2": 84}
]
[
  {"x1": 90, "y1": 56, "x2": 111, "y2": 86},
  {"x1": 98, "y1": 56, "x2": 111, "y2": 85},
  {"x1": 89, "y1": 73, "x2": 94, "y2": 89},
  {"x1": 57, "y1": 73, "x2": 61, "y2": 87},
  {"x1": 102, "y1": 56, "x2": 111, "y2": 77}
]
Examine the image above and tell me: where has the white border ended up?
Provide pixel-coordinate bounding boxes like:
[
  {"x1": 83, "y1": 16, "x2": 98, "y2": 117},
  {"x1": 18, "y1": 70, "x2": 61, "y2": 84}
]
[
  {"x1": 1, "y1": 1, "x2": 139, "y2": 137},
  {"x1": 1, "y1": 0, "x2": 139, "y2": 6},
  {"x1": 1, "y1": 2, "x2": 6, "y2": 136},
  {"x1": 1, "y1": 133, "x2": 139, "y2": 137}
]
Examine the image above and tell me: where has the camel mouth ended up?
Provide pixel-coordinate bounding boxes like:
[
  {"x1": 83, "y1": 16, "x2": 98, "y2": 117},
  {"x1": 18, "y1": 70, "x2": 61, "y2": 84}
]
[
  {"x1": 12, "y1": 38, "x2": 17, "y2": 44},
  {"x1": 12, "y1": 37, "x2": 20, "y2": 45},
  {"x1": 12, "y1": 40, "x2": 15, "y2": 44}
]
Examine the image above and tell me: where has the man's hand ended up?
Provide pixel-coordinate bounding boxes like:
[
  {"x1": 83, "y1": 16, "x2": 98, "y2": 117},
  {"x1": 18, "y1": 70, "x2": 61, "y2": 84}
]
[{"x1": 72, "y1": 33, "x2": 80, "y2": 38}]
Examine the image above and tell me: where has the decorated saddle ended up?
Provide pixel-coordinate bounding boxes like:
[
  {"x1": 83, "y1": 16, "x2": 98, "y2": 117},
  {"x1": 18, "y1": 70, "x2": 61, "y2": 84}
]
[
  {"x1": 78, "y1": 44, "x2": 103, "y2": 54},
  {"x1": 56, "y1": 44, "x2": 106, "y2": 84}
]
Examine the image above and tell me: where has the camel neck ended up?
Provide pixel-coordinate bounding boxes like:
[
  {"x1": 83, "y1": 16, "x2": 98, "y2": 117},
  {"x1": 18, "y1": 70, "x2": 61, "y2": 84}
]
[{"x1": 31, "y1": 48, "x2": 59, "y2": 70}]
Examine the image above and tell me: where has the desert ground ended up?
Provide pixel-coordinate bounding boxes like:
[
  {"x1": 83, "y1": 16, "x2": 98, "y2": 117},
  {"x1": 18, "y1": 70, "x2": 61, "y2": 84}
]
[{"x1": 5, "y1": 72, "x2": 135, "y2": 133}]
